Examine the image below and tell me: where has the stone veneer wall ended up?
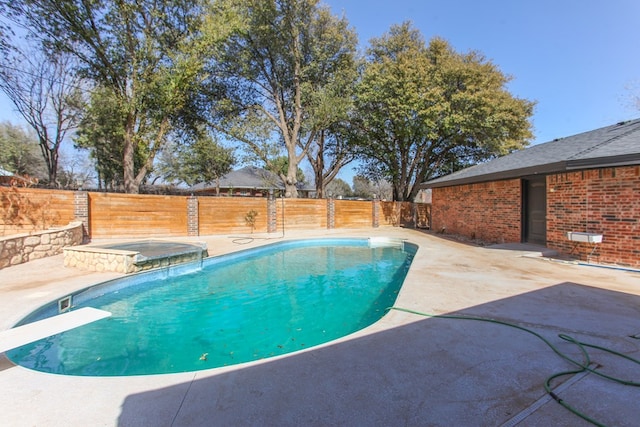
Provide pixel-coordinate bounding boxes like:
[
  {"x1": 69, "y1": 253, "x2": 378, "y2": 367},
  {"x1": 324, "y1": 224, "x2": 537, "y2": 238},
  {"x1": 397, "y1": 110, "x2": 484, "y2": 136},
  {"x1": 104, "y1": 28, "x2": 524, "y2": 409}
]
[
  {"x1": 0, "y1": 222, "x2": 84, "y2": 269},
  {"x1": 63, "y1": 247, "x2": 205, "y2": 274}
]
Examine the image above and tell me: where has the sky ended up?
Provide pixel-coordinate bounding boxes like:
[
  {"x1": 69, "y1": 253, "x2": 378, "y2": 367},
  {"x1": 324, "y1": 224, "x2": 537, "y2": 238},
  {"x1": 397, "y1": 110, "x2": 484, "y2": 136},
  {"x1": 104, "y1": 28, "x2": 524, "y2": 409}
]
[
  {"x1": 324, "y1": 0, "x2": 640, "y2": 143},
  {"x1": 324, "y1": 0, "x2": 640, "y2": 182},
  {"x1": 1, "y1": 0, "x2": 639, "y2": 185}
]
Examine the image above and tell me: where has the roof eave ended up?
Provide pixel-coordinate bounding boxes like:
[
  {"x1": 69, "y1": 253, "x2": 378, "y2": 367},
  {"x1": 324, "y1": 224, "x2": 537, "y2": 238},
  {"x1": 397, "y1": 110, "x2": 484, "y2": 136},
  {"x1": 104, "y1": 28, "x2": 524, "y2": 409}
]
[
  {"x1": 421, "y1": 162, "x2": 567, "y2": 188},
  {"x1": 566, "y1": 153, "x2": 640, "y2": 170},
  {"x1": 423, "y1": 153, "x2": 640, "y2": 189}
]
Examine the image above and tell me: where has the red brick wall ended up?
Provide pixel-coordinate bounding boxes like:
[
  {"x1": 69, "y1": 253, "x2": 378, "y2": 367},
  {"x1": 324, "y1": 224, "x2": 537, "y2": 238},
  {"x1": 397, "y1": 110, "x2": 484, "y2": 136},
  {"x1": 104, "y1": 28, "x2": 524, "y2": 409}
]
[
  {"x1": 431, "y1": 179, "x2": 522, "y2": 243},
  {"x1": 431, "y1": 166, "x2": 639, "y2": 267},
  {"x1": 547, "y1": 166, "x2": 640, "y2": 267}
]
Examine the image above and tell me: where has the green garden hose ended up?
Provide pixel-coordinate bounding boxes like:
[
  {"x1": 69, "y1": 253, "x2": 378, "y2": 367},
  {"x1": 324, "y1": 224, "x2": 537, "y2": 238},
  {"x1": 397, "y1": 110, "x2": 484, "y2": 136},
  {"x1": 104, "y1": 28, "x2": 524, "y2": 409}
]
[{"x1": 389, "y1": 306, "x2": 640, "y2": 427}]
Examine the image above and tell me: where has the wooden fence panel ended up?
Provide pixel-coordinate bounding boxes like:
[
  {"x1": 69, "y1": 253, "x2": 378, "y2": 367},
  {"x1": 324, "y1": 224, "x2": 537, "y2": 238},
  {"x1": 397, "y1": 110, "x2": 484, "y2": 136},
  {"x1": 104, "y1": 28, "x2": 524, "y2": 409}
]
[
  {"x1": 89, "y1": 192, "x2": 188, "y2": 238},
  {"x1": 1, "y1": 187, "x2": 75, "y2": 236},
  {"x1": 278, "y1": 199, "x2": 327, "y2": 230},
  {"x1": 415, "y1": 203, "x2": 431, "y2": 229},
  {"x1": 334, "y1": 200, "x2": 372, "y2": 228},
  {"x1": 380, "y1": 201, "x2": 416, "y2": 227},
  {"x1": 199, "y1": 197, "x2": 268, "y2": 235},
  {"x1": 2, "y1": 187, "x2": 428, "y2": 240}
]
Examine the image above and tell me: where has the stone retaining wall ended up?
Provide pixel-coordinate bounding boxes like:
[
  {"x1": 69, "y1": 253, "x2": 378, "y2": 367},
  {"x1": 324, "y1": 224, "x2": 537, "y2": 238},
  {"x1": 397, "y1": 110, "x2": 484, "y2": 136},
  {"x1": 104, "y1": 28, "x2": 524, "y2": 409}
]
[{"x1": 0, "y1": 222, "x2": 84, "y2": 269}]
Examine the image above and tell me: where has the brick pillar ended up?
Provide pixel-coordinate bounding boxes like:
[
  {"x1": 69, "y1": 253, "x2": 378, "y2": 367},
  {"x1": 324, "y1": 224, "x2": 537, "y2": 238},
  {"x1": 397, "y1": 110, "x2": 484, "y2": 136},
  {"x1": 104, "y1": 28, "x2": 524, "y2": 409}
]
[
  {"x1": 187, "y1": 196, "x2": 199, "y2": 236},
  {"x1": 372, "y1": 198, "x2": 379, "y2": 228},
  {"x1": 74, "y1": 191, "x2": 90, "y2": 242},
  {"x1": 327, "y1": 197, "x2": 335, "y2": 229},
  {"x1": 267, "y1": 192, "x2": 277, "y2": 233}
]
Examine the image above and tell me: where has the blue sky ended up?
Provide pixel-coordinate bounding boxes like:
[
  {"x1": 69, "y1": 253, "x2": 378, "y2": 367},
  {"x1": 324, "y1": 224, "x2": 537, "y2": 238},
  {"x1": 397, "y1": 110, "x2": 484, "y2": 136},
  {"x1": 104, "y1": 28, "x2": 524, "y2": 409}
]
[
  {"x1": 326, "y1": 0, "x2": 640, "y2": 143},
  {"x1": 1, "y1": 1, "x2": 639, "y2": 185},
  {"x1": 326, "y1": 0, "x2": 640, "y2": 183}
]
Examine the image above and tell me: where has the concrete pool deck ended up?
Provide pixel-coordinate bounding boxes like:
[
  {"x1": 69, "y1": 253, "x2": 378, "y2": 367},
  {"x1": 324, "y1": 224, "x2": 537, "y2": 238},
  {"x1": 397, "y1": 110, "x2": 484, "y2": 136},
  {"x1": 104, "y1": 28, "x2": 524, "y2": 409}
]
[{"x1": 0, "y1": 228, "x2": 639, "y2": 426}]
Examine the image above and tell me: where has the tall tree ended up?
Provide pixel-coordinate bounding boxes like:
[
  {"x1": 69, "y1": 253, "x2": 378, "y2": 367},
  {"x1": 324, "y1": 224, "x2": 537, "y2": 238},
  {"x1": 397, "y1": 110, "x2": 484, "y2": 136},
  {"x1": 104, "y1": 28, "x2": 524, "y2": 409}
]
[
  {"x1": 0, "y1": 122, "x2": 46, "y2": 178},
  {"x1": 74, "y1": 86, "x2": 132, "y2": 190},
  {"x1": 352, "y1": 175, "x2": 373, "y2": 199},
  {"x1": 325, "y1": 177, "x2": 352, "y2": 198},
  {"x1": 157, "y1": 131, "x2": 236, "y2": 188},
  {"x1": 300, "y1": 6, "x2": 359, "y2": 198},
  {"x1": 2, "y1": 0, "x2": 236, "y2": 193},
  {"x1": 210, "y1": 0, "x2": 357, "y2": 198},
  {"x1": 265, "y1": 156, "x2": 306, "y2": 187},
  {"x1": 354, "y1": 22, "x2": 534, "y2": 201},
  {"x1": 0, "y1": 48, "x2": 83, "y2": 186}
]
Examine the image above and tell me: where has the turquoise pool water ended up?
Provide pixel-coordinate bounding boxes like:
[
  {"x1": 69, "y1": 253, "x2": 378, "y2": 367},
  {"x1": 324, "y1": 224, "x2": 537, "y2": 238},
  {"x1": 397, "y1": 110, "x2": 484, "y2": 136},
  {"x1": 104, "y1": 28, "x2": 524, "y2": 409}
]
[{"x1": 7, "y1": 238, "x2": 416, "y2": 376}]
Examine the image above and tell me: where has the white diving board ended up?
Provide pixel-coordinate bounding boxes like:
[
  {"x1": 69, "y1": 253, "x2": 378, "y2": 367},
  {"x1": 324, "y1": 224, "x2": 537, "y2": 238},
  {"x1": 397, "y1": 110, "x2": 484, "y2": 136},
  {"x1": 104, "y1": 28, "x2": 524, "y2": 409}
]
[{"x1": 0, "y1": 307, "x2": 111, "y2": 353}]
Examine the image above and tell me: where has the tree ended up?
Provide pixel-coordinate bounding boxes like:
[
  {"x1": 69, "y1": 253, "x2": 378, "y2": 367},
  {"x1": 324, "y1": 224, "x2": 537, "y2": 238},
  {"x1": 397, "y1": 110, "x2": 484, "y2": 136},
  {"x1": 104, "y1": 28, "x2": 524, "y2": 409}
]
[
  {"x1": 325, "y1": 177, "x2": 352, "y2": 198},
  {"x1": 56, "y1": 150, "x2": 95, "y2": 190},
  {"x1": 265, "y1": 156, "x2": 306, "y2": 187},
  {"x1": 300, "y1": 6, "x2": 359, "y2": 198},
  {"x1": 210, "y1": 0, "x2": 357, "y2": 198},
  {"x1": 158, "y1": 132, "x2": 236, "y2": 188},
  {"x1": 354, "y1": 22, "x2": 534, "y2": 201},
  {"x1": 0, "y1": 122, "x2": 46, "y2": 178},
  {"x1": 352, "y1": 175, "x2": 373, "y2": 199},
  {"x1": 0, "y1": 47, "x2": 83, "y2": 187},
  {"x1": 74, "y1": 86, "x2": 140, "y2": 191},
  {"x1": 2, "y1": 0, "x2": 237, "y2": 193}
]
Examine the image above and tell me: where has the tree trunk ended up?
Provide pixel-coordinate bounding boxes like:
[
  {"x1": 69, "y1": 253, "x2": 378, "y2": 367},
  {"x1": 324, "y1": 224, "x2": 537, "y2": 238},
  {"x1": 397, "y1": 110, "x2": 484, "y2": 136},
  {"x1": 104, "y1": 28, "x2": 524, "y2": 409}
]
[
  {"x1": 313, "y1": 130, "x2": 325, "y2": 198},
  {"x1": 285, "y1": 161, "x2": 299, "y2": 198},
  {"x1": 315, "y1": 167, "x2": 324, "y2": 199},
  {"x1": 122, "y1": 114, "x2": 138, "y2": 193}
]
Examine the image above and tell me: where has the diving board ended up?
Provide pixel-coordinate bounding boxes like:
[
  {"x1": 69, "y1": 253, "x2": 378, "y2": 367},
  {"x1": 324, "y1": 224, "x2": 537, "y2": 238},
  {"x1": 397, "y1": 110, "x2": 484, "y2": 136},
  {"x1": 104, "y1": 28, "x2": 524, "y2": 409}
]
[{"x1": 0, "y1": 307, "x2": 111, "y2": 353}]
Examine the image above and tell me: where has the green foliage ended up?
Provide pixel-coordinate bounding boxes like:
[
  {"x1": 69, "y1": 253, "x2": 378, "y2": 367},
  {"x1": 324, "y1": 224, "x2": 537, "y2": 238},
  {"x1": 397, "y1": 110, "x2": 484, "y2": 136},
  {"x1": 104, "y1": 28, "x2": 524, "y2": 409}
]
[
  {"x1": 2, "y1": 0, "x2": 239, "y2": 193},
  {"x1": 352, "y1": 175, "x2": 373, "y2": 199},
  {"x1": 210, "y1": 0, "x2": 357, "y2": 197},
  {"x1": 266, "y1": 156, "x2": 306, "y2": 186},
  {"x1": 354, "y1": 22, "x2": 534, "y2": 201},
  {"x1": 301, "y1": 6, "x2": 359, "y2": 197},
  {"x1": 325, "y1": 177, "x2": 352, "y2": 198},
  {"x1": 159, "y1": 132, "x2": 236, "y2": 187},
  {"x1": 0, "y1": 122, "x2": 46, "y2": 178},
  {"x1": 73, "y1": 87, "x2": 133, "y2": 190}
]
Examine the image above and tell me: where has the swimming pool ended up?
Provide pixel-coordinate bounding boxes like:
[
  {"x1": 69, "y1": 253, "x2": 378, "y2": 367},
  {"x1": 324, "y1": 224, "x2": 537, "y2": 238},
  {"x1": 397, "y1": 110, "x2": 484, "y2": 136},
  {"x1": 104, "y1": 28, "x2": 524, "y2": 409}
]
[{"x1": 7, "y1": 238, "x2": 416, "y2": 376}]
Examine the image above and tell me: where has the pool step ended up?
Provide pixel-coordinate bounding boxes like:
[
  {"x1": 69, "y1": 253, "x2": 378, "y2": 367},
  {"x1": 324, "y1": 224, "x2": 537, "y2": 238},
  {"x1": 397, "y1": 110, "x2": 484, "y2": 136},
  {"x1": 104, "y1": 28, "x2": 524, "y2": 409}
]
[{"x1": 368, "y1": 237, "x2": 406, "y2": 249}]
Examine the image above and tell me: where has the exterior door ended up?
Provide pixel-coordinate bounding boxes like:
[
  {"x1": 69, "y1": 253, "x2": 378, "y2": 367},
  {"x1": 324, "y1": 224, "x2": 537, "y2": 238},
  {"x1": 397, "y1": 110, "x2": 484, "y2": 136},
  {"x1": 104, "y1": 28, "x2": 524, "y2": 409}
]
[{"x1": 523, "y1": 177, "x2": 546, "y2": 245}]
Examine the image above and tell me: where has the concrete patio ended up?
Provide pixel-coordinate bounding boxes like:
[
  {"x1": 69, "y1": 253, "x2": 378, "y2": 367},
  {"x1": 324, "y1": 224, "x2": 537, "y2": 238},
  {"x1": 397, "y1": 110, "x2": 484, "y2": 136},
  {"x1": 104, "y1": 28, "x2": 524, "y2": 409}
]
[{"x1": 0, "y1": 228, "x2": 639, "y2": 426}]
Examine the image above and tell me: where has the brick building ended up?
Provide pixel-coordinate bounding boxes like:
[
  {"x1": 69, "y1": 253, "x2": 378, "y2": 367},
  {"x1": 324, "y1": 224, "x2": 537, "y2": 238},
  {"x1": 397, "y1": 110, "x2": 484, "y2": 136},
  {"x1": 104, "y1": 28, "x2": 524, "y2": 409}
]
[{"x1": 422, "y1": 119, "x2": 640, "y2": 267}]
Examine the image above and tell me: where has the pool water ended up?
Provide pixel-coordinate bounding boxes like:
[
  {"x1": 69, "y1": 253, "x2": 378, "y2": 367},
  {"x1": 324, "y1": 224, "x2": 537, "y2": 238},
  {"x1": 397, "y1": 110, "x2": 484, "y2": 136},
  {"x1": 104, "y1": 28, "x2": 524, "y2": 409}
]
[{"x1": 8, "y1": 239, "x2": 416, "y2": 376}]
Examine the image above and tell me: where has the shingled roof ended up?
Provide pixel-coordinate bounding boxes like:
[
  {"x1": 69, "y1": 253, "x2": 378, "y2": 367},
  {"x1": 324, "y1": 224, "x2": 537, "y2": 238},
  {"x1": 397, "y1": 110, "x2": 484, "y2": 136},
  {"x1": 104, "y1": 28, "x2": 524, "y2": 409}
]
[
  {"x1": 190, "y1": 166, "x2": 283, "y2": 191},
  {"x1": 422, "y1": 118, "x2": 640, "y2": 188}
]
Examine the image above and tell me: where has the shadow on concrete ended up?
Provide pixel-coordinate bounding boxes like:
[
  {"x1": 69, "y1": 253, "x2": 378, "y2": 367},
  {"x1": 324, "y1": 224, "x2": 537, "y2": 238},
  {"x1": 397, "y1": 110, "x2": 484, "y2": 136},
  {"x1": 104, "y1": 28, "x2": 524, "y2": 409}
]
[{"x1": 118, "y1": 282, "x2": 640, "y2": 427}]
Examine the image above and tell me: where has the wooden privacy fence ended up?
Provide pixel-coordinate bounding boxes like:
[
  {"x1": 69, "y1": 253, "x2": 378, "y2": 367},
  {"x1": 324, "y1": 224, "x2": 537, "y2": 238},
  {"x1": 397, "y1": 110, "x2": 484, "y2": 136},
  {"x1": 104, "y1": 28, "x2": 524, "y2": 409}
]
[
  {"x1": 1, "y1": 188, "x2": 431, "y2": 239},
  {"x1": 1, "y1": 187, "x2": 75, "y2": 236}
]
